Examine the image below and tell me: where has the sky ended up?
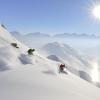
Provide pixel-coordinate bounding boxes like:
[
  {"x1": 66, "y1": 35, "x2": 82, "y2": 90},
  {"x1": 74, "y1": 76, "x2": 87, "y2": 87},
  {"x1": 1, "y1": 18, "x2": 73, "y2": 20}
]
[{"x1": 0, "y1": 0, "x2": 100, "y2": 35}]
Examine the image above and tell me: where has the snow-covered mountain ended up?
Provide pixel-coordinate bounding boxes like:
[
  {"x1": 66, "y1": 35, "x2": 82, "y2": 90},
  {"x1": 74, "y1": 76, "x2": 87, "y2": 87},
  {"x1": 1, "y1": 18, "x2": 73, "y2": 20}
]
[
  {"x1": 11, "y1": 31, "x2": 50, "y2": 38},
  {"x1": 40, "y1": 42, "x2": 91, "y2": 70},
  {"x1": 25, "y1": 32, "x2": 50, "y2": 37},
  {"x1": 0, "y1": 25, "x2": 31, "y2": 70},
  {"x1": 39, "y1": 42, "x2": 99, "y2": 82},
  {"x1": 54, "y1": 33, "x2": 98, "y2": 38},
  {"x1": 0, "y1": 24, "x2": 100, "y2": 100},
  {"x1": 0, "y1": 25, "x2": 57, "y2": 71},
  {"x1": 10, "y1": 31, "x2": 21, "y2": 37}
]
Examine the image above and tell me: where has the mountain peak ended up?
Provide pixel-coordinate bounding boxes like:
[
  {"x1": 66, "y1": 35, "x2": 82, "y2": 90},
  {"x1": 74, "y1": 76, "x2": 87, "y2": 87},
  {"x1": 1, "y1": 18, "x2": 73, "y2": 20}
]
[{"x1": 25, "y1": 32, "x2": 50, "y2": 37}]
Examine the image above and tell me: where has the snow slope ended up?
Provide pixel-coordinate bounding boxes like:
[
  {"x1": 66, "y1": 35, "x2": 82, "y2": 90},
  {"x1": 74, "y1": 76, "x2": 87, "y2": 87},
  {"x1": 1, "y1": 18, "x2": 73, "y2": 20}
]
[
  {"x1": 0, "y1": 65, "x2": 100, "y2": 100},
  {"x1": 40, "y1": 42, "x2": 100, "y2": 84},
  {"x1": 40, "y1": 42, "x2": 92, "y2": 75},
  {"x1": 0, "y1": 25, "x2": 34, "y2": 70},
  {"x1": 0, "y1": 25, "x2": 100, "y2": 100},
  {"x1": 0, "y1": 24, "x2": 58, "y2": 71},
  {"x1": 0, "y1": 25, "x2": 15, "y2": 47}
]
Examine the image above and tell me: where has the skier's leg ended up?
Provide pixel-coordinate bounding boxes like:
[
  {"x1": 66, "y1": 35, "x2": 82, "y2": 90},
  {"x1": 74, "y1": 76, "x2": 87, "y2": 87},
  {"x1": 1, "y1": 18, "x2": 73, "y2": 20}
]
[{"x1": 59, "y1": 68, "x2": 61, "y2": 74}]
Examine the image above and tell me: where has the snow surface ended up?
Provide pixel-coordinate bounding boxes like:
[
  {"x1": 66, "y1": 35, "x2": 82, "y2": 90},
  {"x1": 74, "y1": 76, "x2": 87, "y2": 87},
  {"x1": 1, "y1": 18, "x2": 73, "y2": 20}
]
[
  {"x1": 0, "y1": 25, "x2": 100, "y2": 100},
  {"x1": 39, "y1": 42, "x2": 93, "y2": 77},
  {"x1": 0, "y1": 65, "x2": 100, "y2": 100}
]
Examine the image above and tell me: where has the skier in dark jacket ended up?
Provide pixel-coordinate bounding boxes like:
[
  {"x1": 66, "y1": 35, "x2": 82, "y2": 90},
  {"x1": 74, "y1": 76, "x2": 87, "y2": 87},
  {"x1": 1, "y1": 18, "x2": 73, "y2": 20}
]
[{"x1": 59, "y1": 64, "x2": 65, "y2": 73}]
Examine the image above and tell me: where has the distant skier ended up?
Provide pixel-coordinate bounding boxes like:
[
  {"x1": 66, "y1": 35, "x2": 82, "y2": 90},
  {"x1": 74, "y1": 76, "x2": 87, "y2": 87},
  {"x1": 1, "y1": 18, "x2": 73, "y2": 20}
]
[{"x1": 59, "y1": 64, "x2": 67, "y2": 74}]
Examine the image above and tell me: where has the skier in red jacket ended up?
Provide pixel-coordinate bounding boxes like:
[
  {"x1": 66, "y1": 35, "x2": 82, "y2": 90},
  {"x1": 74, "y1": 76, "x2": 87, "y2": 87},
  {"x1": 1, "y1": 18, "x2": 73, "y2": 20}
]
[{"x1": 59, "y1": 64, "x2": 65, "y2": 73}]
